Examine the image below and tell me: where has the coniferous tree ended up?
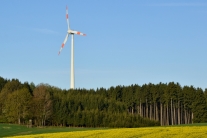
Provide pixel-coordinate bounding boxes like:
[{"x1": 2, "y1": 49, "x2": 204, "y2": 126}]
[
  {"x1": 2, "y1": 76, "x2": 207, "y2": 127},
  {"x1": 192, "y1": 88, "x2": 207, "y2": 123}
]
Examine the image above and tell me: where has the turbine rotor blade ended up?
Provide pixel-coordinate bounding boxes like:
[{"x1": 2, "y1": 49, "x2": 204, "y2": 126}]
[
  {"x1": 66, "y1": 6, "x2": 70, "y2": 30},
  {"x1": 73, "y1": 31, "x2": 86, "y2": 36},
  {"x1": 58, "y1": 33, "x2": 69, "y2": 55}
]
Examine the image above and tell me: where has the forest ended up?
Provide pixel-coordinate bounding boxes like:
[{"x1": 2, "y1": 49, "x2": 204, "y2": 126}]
[{"x1": 0, "y1": 76, "x2": 207, "y2": 128}]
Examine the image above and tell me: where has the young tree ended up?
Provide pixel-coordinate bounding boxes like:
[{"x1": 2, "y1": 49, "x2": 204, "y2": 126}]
[
  {"x1": 0, "y1": 79, "x2": 22, "y2": 122},
  {"x1": 32, "y1": 84, "x2": 52, "y2": 126},
  {"x1": 4, "y1": 88, "x2": 32, "y2": 124}
]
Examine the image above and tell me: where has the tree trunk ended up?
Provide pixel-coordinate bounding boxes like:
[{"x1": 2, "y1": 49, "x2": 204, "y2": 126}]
[
  {"x1": 174, "y1": 105, "x2": 176, "y2": 125},
  {"x1": 188, "y1": 110, "x2": 190, "y2": 124},
  {"x1": 160, "y1": 103, "x2": 162, "y2": 126},
  {"x1": 184, "y1": 109, "x2": 187, "y2": 124},
  {"x1": 137, "y1": 105, "x2": 139, "y2": 115},
  {"x1": 163, "y1": 105, "x2": 166, "y2": 125},
  {"x1": 146, "y1": 99, "x2": 148, "y2": 118},
  {"x1": 181, "y1": 103, "x2": 183, "y2": 124},
  {"x1": 18, "y1": 117, "x2": 21, "y2": 125},
  {"x1": 178, "y1": 101, "x2": 180, "y2": 125},
  {"x1": 171, "y1": 98, "x2": 173, "y2": 125},
  {"x1": 144, "y1": 101, "x2": 146, "y2": 118},
  {"x1": 140, "y1": 99, "x2": 142, "y2": 117},
  {"x1": 154, "y1": 102, "x2": 156, "y2": 120},
  {"x1": 166, "y1": 104, "x2": 169, "y2": 125},
  {"x1": 156, "y1": 102, "x2": 159, "y2": 121},
  {"x1": 42, "y1": 119, "x2": 43, "y2": 126},
  {"x1": 150, "y1": 104, "x2": 152, "y2": 120}
]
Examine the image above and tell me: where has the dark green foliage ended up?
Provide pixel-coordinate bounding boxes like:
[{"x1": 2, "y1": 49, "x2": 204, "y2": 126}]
[
  {"x1": 192, "y1": 88, "x2": 207, "y2": 123},
  {"x1": 0, "y1": 76, "x2": 207, "y2": 127},
  {"x1": 0, "y1": 77, "x2": 7, "y2": 92}
]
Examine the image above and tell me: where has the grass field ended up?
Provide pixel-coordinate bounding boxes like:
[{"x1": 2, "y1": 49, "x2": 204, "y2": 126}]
[
  {"x1": 2, "y1": 123, "x2": 207, "y2": 138},
  {"x1": 0, "y1": 123, "x2": 104, "y2": 137}
]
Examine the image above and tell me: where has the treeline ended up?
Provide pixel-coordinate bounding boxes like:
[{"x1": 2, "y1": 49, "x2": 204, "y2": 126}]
[
  {"x1": 0, "y1": 76, "x2": 207, "y2": 127},
  {"x1": 0, "y1": 76, "x2": 158, "y2": 127}
]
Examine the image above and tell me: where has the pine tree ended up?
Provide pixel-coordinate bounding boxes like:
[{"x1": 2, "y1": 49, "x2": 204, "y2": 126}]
[{"x1": 192, "y1": 88, "x2": 207, "y2": 123}]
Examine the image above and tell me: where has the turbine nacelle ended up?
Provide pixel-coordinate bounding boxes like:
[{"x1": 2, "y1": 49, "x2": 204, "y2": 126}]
[{"x1": 67, "y1": 29, "x2": 86, "y2": 36}]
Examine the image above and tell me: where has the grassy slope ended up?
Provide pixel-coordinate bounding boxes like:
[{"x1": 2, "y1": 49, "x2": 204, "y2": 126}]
[{"x1": 0, "y1": 123, "x2": 104, "y2": 137}]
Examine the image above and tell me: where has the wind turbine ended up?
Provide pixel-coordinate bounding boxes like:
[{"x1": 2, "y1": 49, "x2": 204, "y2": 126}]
[{"x1": 58, "y1": 6, "x2": 86, "y2": 89}]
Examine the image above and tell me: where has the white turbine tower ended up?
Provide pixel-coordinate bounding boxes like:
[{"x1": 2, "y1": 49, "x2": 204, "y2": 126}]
[{"x1": 58, "y1": 6, "x2": 86, "y2": 89}]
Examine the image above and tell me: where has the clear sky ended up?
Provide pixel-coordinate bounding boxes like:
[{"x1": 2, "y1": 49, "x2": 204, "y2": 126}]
[{"x1": 1, "y1": 0, "x2": 207, "y2": 90}]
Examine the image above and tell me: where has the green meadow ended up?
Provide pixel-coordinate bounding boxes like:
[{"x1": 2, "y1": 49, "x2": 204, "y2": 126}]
[
  {"x1": 0, "y1": 123, "x2": 104, "y2": 137},
  {"x1": 1, "y1": 123, "x2": 207, "y2": 137}
]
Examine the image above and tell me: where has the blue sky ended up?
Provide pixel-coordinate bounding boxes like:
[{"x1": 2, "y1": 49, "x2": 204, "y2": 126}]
[{"x1": 1, "y1": 0, "x2": 207, "y2": 90}]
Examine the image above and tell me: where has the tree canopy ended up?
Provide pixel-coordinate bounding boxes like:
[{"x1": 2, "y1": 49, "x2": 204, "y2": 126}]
[{"x1": 0, "y1": 76, "x2": 206, "y2": 127}]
